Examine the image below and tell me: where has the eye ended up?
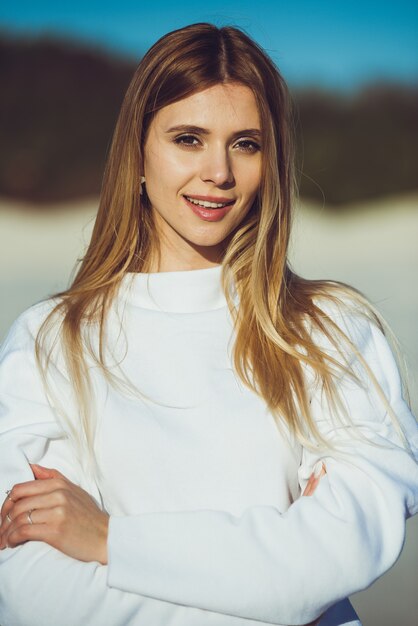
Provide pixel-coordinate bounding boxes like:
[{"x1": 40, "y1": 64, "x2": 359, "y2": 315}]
[
  {"x1": 234, "y1": 139, "x2": 261, "y2": 153},
  {"x1": 173, "y1": 134, "x2": 201, "y2": 148}
]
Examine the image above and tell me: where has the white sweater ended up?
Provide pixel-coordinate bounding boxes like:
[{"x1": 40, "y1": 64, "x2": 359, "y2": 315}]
[{"x1": 0, "y1": 265, "x2": 417, "y2": 626}]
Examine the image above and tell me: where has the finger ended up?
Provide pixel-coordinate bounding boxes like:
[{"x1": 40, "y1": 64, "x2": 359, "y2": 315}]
[
  {"x1": 0, "y1": 479, "x2": 68, "y2": 531},
  {"x1": 304, "y1": 476, "x2": 320, "y2": 496},
  {"x1": 0, "y1": 498, "x2": 17, "y2": 532},
  {"x1": 5, "y1": 477, "x2": 69, "y2": 503},
  {"x1": 302, "y1": 475, "x2": 315, "y2": 496},
  {"x1": 309, "y1": 463, "x2": 327, "y2": 496},
  {"x1": 0, "y1": 509, "x2": 32, "y2": 549},
  {"x1": 1, "y1": 504, "x2": 73, "y2": 551},
  {"x1": 4, "y1": 467, "x2": 72, "y2": 510},
  {"x1": 312, "y1": 461, "x2": 326, "y2": 481},
  {"x1": 0, "y1": 510, "x2": 14, "y2": 531},
  {"x1": 1, "y1": 491, "x2": 69, "y2": 534},
  {"x1": 316, "y1": 463, "x2": 327, "y2": 479},
  {"x1": 302, "y1": 462, "x2": 327, "y2": 497},
  {"x1": 30, "y1": 464, "x2": 66, "y2": 480},
  {"x1": 1, "y1": 466, "x2": 65, "y2": 520},
  {"x1": 1, "y1": 508, "x2": 52, "y2": 549},
  {"x1": 1, "y1": 488, "x2": 16, "y2": 512},
  {"x1": 0, "y1": 508, "x2": 14, "y2": 546},
  {"x1": 0, "y1": 490, "x2": 16, "y2": 523}
]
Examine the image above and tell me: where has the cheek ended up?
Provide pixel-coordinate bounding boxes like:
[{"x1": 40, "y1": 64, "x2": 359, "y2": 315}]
[
  {"x1": 234, "y1": 157, "x2": 261, "y2": 195},
  {"x1": 165, "y1": 151, "x2": 199, "y2": 178},
  {"x1": 148, "y1": 151, "x2": 196, "y2": 191},
  {"x1": 243, "y1": 170, "x2": 261, "y2": 202}
]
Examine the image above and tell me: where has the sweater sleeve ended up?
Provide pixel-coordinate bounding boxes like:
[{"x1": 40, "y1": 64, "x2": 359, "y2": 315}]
[
  {"x1": 0, "y1": 307, "x2": 299, "y2": 626},
  {"x1": 106, "y1": 304, "x2": 418, "y2": 625}
]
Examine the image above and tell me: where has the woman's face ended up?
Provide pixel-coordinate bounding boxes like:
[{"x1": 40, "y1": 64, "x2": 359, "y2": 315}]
[{"x1": 143, "y1": 82, "x2": 262, "y2": 271}]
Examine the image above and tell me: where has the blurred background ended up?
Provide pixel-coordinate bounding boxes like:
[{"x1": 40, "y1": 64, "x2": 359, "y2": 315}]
[{"x1": 0, "y1": 1, "x2": 417, "y2": 624}]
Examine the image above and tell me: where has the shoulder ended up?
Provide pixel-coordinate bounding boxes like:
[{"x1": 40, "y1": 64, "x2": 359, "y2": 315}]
[
  {"x1": 308, "y1": 292, "x2": 413, "y2": 409},
  {"x1": 313, "y1": 293, "x2": 376, "y2": 337},
  {"x1": 305, "y1": 293, "x2": 406, "y2": 402},
  {"x1": 1, "y1": 297, "x2": 63, "y2": 356},
  {"x1": 302, "y1": 293, "x2": 382, "y2": 365}
]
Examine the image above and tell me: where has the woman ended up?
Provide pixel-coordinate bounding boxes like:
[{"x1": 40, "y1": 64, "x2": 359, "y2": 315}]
[{"x1": 0, "y1": 23, "x2": 417, "y2": 626}]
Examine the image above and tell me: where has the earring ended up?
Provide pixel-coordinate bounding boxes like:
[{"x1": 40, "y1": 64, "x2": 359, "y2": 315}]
[{"x1": 140, "y1": 176, "x2": 146, "y2": 195}]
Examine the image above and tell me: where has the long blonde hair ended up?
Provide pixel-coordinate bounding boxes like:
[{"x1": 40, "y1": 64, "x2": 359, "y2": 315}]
[{"x1": 35, "y1": 23, "x2": 411, "y2": 466}]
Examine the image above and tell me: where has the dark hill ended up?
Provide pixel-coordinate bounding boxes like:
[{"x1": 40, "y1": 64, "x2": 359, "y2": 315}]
[
  {"x1": 0, "y1": 33, "x2": 417, "y2": 207},
  {"x1": 294, "y1": 84, "x2": 418, "y2": 204},
  {"x1": 0, "y1": 33, "x2": 134, "y2": 202}
]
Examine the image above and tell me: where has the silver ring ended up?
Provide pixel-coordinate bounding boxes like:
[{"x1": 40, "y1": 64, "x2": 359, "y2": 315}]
[
  {"x1": 27, "y1": 510, "x2": 34, "y2": 525},
  {"x1": 6, "y1": 513, "x2": 12, "y2": 523}
]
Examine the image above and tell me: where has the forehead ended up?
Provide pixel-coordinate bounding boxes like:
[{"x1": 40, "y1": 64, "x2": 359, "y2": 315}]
[{"x1": 153, "y1": 83, "x2": 261, "y2": 130}]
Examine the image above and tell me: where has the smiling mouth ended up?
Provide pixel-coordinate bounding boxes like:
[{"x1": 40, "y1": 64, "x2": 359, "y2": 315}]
[{"x1": 183, "y1": 195, "x2": 235, "y2": 209}]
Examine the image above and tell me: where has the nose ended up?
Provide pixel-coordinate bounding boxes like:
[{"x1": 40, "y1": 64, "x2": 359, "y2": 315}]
[{"x1": 200, "y1": 144, "x2": 235, "y2": 187}]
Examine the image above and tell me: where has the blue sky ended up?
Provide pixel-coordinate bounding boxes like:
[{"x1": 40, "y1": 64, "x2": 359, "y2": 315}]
[{"x1": 1, "y1": 0, "x2": 417, "y2": 90}]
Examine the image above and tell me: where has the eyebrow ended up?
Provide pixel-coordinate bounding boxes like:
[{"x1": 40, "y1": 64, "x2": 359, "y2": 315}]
[{"x1": 165, "y1": 124, "x2": 262, "y2": 138}]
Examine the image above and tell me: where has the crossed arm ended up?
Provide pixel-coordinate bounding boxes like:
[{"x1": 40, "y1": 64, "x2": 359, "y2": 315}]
[
  {"x1": 0, "y1": 304, "x2": 417, "y2": 626},
  {"x1": 0, "y1": 429, "x2": 324, "y2": 626},
  {"x1": 0, "y1": 462, "x2": 326, "y2": 560}
]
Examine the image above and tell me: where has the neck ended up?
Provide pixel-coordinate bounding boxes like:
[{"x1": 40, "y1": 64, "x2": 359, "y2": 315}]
[{"x1": 146, "y1": 220, "x2": 229, "y2": 272}]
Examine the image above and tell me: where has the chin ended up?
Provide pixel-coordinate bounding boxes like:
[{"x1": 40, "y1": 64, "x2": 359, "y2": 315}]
[{"x1": 191, "y1": 232, "x2": 232, "y2": 247}]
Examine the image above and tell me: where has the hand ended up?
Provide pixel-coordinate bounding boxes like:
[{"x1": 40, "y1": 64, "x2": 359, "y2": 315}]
[
  {"x1": 0, "y1": 464, "x2": 109, "y2": 564},
  {"x1": 302, "y1": 461, "x2": 326, "y2": 497}
]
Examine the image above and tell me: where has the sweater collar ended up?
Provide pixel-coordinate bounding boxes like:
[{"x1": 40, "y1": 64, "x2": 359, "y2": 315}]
[{"x1": 121, "y1": 265, "x2": 228, "y2": 313}]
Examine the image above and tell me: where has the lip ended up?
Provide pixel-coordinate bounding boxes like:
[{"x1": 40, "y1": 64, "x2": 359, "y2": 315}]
[{"x1": 183, "y1": 195, "x2": 236, "y2": 222}]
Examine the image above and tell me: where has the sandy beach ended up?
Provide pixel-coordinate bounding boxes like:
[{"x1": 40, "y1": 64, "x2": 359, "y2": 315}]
[{"x1": 1, "y1": 194, "x2": 417, "y2": 625}]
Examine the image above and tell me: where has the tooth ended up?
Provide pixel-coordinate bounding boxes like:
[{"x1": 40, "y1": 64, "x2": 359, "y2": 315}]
[{"x1": 186, "y1": 196, "x2": 228, "y2": 209}]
